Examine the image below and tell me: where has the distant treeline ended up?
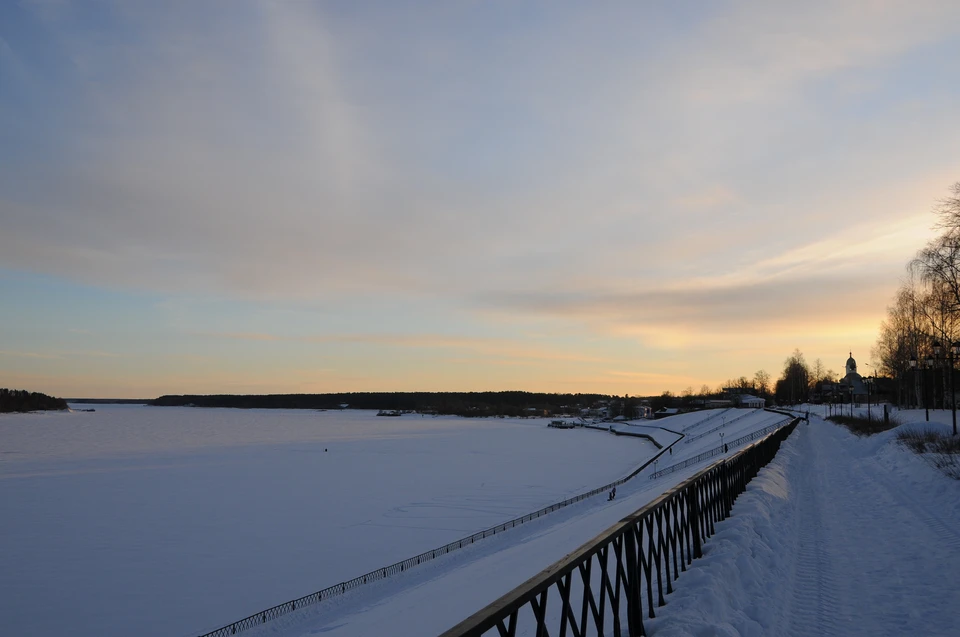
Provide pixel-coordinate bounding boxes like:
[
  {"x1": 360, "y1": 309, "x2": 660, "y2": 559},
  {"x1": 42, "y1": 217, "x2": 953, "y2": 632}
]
[
  {"x1": 152, "y1": 391, "x2": 614, "y2": 417},
  {"x1": 0, "y1": 388, "x2": 69, "y2": 413},
  {"x1": 66, "y1": 398, "x2": 152, "y2": 404}
]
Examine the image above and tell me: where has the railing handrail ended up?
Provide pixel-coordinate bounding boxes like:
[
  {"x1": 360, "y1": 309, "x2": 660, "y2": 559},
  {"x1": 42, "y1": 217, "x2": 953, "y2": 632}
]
[
  {"x1": 195, "y1": 422, "x2": 685, "y2": 637},
  {"x1": 650, "y1": 416, "x2": 791, "y2": 479},
  {"x1": 683, "y1": 409, "x2": 754, "y2": 442},
  {"x1": 438, "y1": 417, "x2": 801, "y2": 637},
  {"x1": 680, "y1": 407, "x2": 733, "y2": 432}
]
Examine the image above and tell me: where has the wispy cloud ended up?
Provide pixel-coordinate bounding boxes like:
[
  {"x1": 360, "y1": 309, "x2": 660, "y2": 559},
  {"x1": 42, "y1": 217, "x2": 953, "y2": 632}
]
[
  {"x1": 2, "y1": 0, "x2": 957, "y2": 304},
  {"x1": 65, "y1": 350, "x2": 122, "y2": 358},
  {"x1": 0, "y1": 35, "x2": 27, "y2": 81},
  {"x1": 0, "y1": 349, "x2": 120, "y2": 359},
  {"x1": 0, "y1": 350, "x2": 61, "y2": 360},
  {"x1": 2, "y1": 1, "x2": 959, "y2": 395},
  {"x1": 218, "y1": 332, "x2": 282, "y2": 342},
  {"x1": 203, "y1": 330, "x2": 612, "y2": 365}
]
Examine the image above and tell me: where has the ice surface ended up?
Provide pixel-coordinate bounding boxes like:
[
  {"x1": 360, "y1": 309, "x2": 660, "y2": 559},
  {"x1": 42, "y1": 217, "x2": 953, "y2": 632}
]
[
  {"x1": 0, "y1": 406, "x2": 658, "y2": 637},
  {"x1": 235, "y1": 409, "x2": 790, "y2": 637}
]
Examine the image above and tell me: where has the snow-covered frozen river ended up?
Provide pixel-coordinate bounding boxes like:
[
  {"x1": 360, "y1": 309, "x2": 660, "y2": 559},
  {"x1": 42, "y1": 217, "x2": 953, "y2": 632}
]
[{"x1": 0, "y1": 405, "x2": 656, "y2": 637}]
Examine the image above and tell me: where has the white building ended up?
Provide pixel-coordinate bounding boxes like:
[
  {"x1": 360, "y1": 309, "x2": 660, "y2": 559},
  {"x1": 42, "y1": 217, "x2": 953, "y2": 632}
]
[{"x1": 740, "y1": 395, "x2": 766, "y2": 409}]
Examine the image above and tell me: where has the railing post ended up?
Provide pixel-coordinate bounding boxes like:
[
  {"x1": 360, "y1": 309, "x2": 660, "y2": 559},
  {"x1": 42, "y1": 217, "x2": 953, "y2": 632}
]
[
  {"x1": 688, "y1": 483, "x2": 703, "y2": 559},
  {"x1": 722, "y1": 460, "x2": 732, "y2": 518},
  {"x1": 624, "y1": 523, "x2": 645, "y2": 637}
]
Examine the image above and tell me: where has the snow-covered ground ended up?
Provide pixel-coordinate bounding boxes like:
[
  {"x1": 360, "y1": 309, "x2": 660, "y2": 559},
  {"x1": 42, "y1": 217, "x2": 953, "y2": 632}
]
[
  {"x1": 0, "y1": 406, "x2": 799, "y2": 637},
  {"x1": 646, "y1": 409, "x2": 960, "y2": 636},
  {"x1": 237, "y1": 407, "x2": 960, "y2": 637},
  {"x1": 233, "y1": 409, "x2": 790, "y2": 637},
  {"x1": 0, "y1": 406, "x2": 659, "y2": 637},
  {"x1": 6, "y1": 402, "x2": 953, "y2": 636}
]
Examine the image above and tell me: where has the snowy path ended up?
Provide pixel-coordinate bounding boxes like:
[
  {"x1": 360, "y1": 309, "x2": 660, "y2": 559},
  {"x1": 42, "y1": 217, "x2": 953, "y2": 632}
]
[
  {"x1": 649, "y1": 416, "x2": 960, "y2": 636},
  {"x1": 775, "y1": 425, "x2": 845, "y2": 636}
]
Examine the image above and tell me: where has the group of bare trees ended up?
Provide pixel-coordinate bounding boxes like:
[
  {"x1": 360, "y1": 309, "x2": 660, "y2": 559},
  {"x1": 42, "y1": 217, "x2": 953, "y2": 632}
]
[
  {"x1": 675, "y1": 370, "x2": 774, "y2": 403},
  {"x1": 874, "y1": 182, "x2": 960, "y2": 407},
  {"x1": 681, "y1": 363, "x2": 838, "y2": 406},
  {"x1": 770, "y1": 350, "x2": 840, "y2": 405},
  {"x1": 669, "y1": 350, "x2": 846, "y2": 407}
]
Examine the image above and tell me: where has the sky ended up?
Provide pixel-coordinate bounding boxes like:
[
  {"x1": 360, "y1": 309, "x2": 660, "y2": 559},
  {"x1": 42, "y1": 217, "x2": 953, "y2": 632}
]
[{"x1": 2, "y1": 0, "x2": 960, "y2": 398}]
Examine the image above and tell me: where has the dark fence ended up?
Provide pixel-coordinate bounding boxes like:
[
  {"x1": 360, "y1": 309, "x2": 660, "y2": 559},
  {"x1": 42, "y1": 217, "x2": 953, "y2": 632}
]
[
  {"x1": 683, "y1": 410, "x2": 754, "y2": 443},
  {"x1": 680, "y1": 407, "x2": 732, "y2": 432},
  {"x1": 196, "y1": 425, "x2": 684, "y2": 637},
  {"x1": 437, "y1": 418, "x2": 800, "y2": 637},
  {"x1": 611, "y1": 424, "x2": 677, "y2": 449},
  {"x1": 650, "y1": 417, "x2": 791, "y2": 479}
]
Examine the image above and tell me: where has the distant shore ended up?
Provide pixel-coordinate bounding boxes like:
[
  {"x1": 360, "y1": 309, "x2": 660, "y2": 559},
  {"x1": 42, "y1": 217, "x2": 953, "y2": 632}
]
[
  {"x1": 66, "y1": 398, "x2": 153, "y2": 405},
  {"x1": 150, "y1": 391, "x2": 616, "y2": 418},
  {"x1": 0, "y1": 388, "x2": 69, "y2": 413}
]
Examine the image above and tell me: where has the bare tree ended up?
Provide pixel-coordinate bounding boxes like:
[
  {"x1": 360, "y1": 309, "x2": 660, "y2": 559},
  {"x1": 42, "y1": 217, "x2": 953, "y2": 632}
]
[
  {"x1": 776, "y1": 349, "x2": 810, "y2": 405},
  {"x1": 812, "y1": 358, "x2": 825, "y2": 386},
  {"x1": 912, "y1": 182, "x2": 960, "y2": 312},
  {"x1": 753, "y1": 370, "x2": 770, "y2": 396},
  {"x1": 875, "y1": 279, "x2": 928, "y2": 406}
]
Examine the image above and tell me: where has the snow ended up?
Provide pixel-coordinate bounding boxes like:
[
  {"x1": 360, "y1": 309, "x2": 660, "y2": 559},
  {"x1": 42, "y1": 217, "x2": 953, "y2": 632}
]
[
  {"x1": 233, "y1": 409, "x2": 789, "y2": 637},
  {"x1": 608, "y1": 421, "x2": 682, "y2": 448},
  {"x1": 237, "y1": 407, "x2": 960, "y2": 637},
  {"x1": 0, "y1": 405, "x2": 657, "y2": 637},
  {"x1": 647, "y1": 411, "x2": 960, "y2": 636},
  {"x1": 8, "y1": 402, "x2": 954, "y2": 636},
  {"x1": 0, "y1": 406, "x2": 804, "y2": 637}
]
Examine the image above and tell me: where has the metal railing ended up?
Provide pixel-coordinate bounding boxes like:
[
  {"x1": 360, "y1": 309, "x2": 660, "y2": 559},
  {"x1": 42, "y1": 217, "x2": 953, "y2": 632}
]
[
  {"x1": 196, "y1": 425, "x2": 684, "y2": 637},
  {"x1": 610, "y1": 423, "x2": 676, "y2": 449},
  {"x1": 683, "y1": 409, "x2": 756, "y2": 443},
  {"x1": 680, "y1": 407, "x2": 733, "y2": 432},
  {"x1": 438, "y1": 418, "x2": 800, "y2": 637},
  {"x1": 650, "y1": 417, "x2": 791, "y2": 479}
]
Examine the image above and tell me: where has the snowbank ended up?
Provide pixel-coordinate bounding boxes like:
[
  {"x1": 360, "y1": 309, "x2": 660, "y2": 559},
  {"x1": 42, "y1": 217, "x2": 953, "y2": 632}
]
[{"x1": 647, "y1": 416, "x2": 960, "y2": 636}]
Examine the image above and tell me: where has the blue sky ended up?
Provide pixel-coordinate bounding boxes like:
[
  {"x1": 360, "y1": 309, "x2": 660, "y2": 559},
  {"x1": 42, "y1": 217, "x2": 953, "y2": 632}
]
[{"x1": 2, "y1": 0, "x2": 960, "y2": 397}]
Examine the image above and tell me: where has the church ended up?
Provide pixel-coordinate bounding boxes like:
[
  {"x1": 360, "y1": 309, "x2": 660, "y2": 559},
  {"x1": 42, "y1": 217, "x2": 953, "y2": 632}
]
[
  {"x1": 837, "y1": 352, "x2": 868, "y2": 401},
  {"x1": 818, "y1": 352, "x2": 868, "y2": 404}
]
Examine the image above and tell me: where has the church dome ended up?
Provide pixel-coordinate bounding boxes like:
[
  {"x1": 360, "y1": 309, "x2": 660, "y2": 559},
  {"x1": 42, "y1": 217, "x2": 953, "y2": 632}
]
[{"x1": 846, "y1": 352, "x2": 857, "y2": 375}]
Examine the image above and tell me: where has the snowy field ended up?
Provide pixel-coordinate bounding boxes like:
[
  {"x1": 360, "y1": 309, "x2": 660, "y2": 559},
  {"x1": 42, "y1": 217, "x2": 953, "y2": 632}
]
[
  {"x1": 8, "y1": 404, "x2": 952, "y2": 637},
  {"x1": 235, "y1": 409, "x2": 791, "y2": 637},
  {"x1": 0, "y1": 406, "x2": 658, "y2": 637},
  {"x1": 247, "y1": 407, "x2": 960, "y2": 637}
]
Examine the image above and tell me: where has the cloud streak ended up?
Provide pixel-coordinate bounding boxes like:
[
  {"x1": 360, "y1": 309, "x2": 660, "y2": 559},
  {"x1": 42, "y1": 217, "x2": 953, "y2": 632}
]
[
  {"x1": 205, "y1": 330, "x2": 612, "y2": 365},
  {"x1": 3, "y1": 1, "x2": 957, "y2": 301},
  {"x1": 2, "y1": 1, "x2": 959, "y2": 395}
]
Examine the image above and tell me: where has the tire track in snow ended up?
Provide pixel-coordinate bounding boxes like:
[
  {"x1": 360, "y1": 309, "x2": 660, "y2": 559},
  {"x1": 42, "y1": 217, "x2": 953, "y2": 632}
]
[{"x1": 779, "y1": 428, "x2": 844, "y2": 637}]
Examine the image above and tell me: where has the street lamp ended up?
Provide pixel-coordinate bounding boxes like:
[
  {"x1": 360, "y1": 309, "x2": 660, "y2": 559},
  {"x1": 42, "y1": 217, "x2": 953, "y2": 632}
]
[
  {"x1": 910, "y1": 356, "x2": 928, "y2": 422},
  {"x1": 863, "y1": 363, "x2": 876, "y2": 418},
  {"x1": 935, "y1": 341, "x2": 944, "y2": 411},
  {"x1": 720, "y1": 431, "x2": 726, "y2": 453},
  {"x1": 951, "y1": 342, "x2": 960, "y2": 436}
]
